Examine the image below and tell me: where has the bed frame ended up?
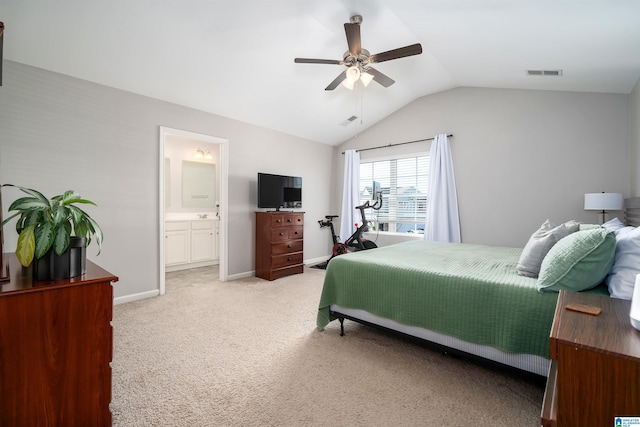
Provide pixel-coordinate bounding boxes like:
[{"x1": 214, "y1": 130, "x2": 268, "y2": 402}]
[
  {"x1": 330, "y1": 198, "x2": 640, "y2": 377},
  {"x1": 331, "y1": 303, "x2": 552, "y2": 376},
  {"x1": 625, "y1": 196, "x2": 640, "y2": 227}
]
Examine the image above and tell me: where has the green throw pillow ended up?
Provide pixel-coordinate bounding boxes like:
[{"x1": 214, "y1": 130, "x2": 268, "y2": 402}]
[{"x1": 537, "y1": 228, "x2": 615, "y2": 293}]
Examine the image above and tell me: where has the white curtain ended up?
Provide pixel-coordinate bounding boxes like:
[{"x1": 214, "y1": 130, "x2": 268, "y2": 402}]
[
  {"x1": 424, "y1": 134, "x2": 461, "y2": 243},
  {"x1": 340, "y1": 150, "x2": 361, "y2": 242}
]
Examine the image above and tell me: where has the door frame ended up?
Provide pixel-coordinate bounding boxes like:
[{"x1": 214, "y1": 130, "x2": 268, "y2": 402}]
[{"x1": 159, "y1": 126, "x2": 229, "y2": 294}]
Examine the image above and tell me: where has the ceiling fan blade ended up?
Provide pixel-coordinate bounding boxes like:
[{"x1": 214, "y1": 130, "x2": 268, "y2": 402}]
[
  {"x1": 366, "y1": 67, "x2": 395, "y2": 87},
  {"x1": 344, "y1": 23, "x2": 361, "y2": 56},
  {"x1": 369, "y1": 43, "x2": 423, "y2": 64},
  {"x1": 325, "y1": 70, "x2": 347, "y2": 91},
  {"x1": 294, "y1": 58, "x2": 342, "y2": 65}
]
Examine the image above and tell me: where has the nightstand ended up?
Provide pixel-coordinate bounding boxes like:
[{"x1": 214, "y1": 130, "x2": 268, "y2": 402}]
[{"x1": 541, "y1": 290, "x2": 640, "y2": 426}]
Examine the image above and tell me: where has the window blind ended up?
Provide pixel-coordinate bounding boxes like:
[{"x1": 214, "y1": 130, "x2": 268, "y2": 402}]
[{"x1": 360, "y1": 155, "x2": 429, "y2": 233}]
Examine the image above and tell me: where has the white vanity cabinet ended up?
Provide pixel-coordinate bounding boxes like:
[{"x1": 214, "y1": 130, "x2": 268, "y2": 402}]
[
  {"x1": 165, "y1": 219, "x2": 219, "y2": 271},
  {"x1": 165, "y1": 221, "x2": 190, "y2": 265},
  {"x1": 190, "y1": 220, "x2": 216, "y2": 262}
]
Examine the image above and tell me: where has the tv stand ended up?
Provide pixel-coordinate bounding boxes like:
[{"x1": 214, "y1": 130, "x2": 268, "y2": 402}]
[{"x1": 255, "y1": 211, "x2": 304, "y2": 280}]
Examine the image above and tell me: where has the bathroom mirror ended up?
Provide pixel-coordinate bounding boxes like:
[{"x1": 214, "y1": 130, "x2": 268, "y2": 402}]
[{"x1": 182, "y1": 160, "x2": 216, "y2": 208}]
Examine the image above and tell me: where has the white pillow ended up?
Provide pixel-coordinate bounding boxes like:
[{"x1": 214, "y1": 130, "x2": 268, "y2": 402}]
[
  {"x1": 517, "y1": 219, "x2": 573, "y2": 278},
  {"x1": 602, "y1": 217, "x2": 626, "y2": 232},
  {"x1": 605, "y1": 225, "x2": 640, "y2": 299}
]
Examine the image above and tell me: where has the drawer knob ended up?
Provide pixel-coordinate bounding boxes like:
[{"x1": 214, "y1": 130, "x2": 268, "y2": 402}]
[
  {"x1": 287, "y1": 244, "x2": 292, "y2": 248},
  {"x1": 279, "y1": 232, "x2": 284, "y2": 236},
  {"x1": 287, "y1": 257, "x2": 292, "y2": 261},
  {"x1": 276, "y1": 219, "x2": 281, "y2": 223},
  {"x1": 287, "y1": 219, "x2": 292, "y2": 222}
]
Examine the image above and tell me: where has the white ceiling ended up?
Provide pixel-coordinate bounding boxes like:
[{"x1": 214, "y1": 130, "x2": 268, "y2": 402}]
[{"x1": 3, "y1": 1, "x2": 640, "y2": 146}]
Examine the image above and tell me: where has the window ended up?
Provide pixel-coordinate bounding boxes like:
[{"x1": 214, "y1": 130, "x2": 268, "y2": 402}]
[{"x1": 359, "y1": 155, "x2": 429, "y2": 233}]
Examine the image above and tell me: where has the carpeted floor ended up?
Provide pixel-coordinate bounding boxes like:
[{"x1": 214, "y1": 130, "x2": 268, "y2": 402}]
[{"x1": 110, "y1": 266, "x2": 546, "y2": 426}]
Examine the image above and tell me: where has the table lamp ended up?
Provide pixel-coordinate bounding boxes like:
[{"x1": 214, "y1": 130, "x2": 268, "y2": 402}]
[{"x1": 584, "y1": 192, "x2": 623, "y2": 224}]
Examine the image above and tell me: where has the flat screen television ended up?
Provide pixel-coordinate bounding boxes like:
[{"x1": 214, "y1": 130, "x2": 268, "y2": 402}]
[{"x1": 257, "y1": 173, "x2": 302, "y2": 211}]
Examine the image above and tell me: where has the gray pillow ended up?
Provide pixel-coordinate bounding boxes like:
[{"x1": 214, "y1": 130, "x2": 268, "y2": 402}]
[{"x1": 517, "y1": 219, "x2": 572, "y2": 277}]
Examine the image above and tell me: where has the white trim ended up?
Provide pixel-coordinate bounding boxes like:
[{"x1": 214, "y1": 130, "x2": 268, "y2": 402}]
[
  {"x1": 165, "y1": 259, "x2": 219, "y2": 273},
  {"x1": 114, "y1": 289, "x2": 160, "y2": 305},
  {"x1": 159, "y1": 126, "x2": 229, "y2": 296},
  {"x1": 305, "y1": 256, "x2": 330, "y2": 267},
  {"x1": 226, "y1": 270, "x2": 255, "y2": 281}
]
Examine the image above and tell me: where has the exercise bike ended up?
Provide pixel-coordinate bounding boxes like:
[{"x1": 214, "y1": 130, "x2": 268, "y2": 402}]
[{"x1": 318, "y1": 192, "x2": 383, "y2": 265}]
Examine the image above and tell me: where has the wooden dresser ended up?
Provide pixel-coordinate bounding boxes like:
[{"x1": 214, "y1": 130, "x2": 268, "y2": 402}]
[
  {"x1": 0, "y1": 253, "x2": 118, "y2": 427},
  {"x1": 541, "y1": 290, "x2": 640, "y2": 427},
  {"x1": 255, "y1": 211, "x2": 304, "y2": 280}
]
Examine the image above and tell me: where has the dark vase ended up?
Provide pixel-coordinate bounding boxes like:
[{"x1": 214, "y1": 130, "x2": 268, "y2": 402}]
[{"x1": 32, "y1": 236, "x2": 87, "y2": 281}]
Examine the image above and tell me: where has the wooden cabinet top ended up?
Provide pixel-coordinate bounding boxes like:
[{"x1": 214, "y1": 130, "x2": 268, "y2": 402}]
[
  {"x1": 551, "y1": 290, "x2": 640, "y2": 362},
  {"x1": 0, "y1": 253, "x2": 118, "y2": 296},
  {"x1": 256, "y1": 211, "x2": 305, "y2": 216}
]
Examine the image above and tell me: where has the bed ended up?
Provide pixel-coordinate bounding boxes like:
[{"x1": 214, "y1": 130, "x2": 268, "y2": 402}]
[{"x1": 317, "y1": 199, "x2": 640, "y2": 377}]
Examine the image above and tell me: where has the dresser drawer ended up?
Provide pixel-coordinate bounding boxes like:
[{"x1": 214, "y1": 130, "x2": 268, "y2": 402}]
[
  {"x1": 269, "y1": 264, "x2": 304, "y2": 281},
  {"x1": 270, "y1": 214, "x2": 285, "y2": 227},
  {"x1": 270, "y1": 213, "x2": 304, "y2": 227},
  {"x1": 271, "y1": 252, "x2": 303, "y2": 269},
  {"x1": 271, "y1": 226, "x2": 303, "y2": 242},
  {"x1": 283, "y1": 213, "x2": 304, "y2": 226},
  {"x1": 271, "y1": 239, "x2": 303, "y2": 255},
  {"x1": 288, "y1": 226, "x2": 303, "y2": 240}
]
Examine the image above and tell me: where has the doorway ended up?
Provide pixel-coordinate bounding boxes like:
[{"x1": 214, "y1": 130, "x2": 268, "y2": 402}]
[{"x1": 159, "y1": 127, "x2": 229, "y2": 295}]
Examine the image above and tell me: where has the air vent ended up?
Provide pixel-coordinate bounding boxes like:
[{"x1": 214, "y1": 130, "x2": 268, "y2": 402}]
[
  {"x1": 340, "y1": 115, "x2": 358, "y2": 127},
  {"x1": 526, "y1": 69, "x2": 563, "y2": 77}
]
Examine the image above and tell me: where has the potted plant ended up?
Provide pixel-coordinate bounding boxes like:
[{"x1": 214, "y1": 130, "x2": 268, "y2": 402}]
[{"x1": 0, "y1": 184, "x2": 103, "y2": 280}]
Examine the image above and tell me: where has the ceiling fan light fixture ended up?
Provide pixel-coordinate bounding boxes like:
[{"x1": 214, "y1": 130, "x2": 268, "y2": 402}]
[
  {"x1": 342, "y1": 78, "x2": 356, "y2": 90},
  {"x1": 294, "y1": 14, "x2": 422, "y2": 91},
  {"x1": 360, "y1": 71, "x2": 374, "y2": 87},
  {"x1": 346, "y1": 66, "x2": 361, "y2": 82},
  {"x1": 342, "y1": 66, "x2": 361, "y2": 89}
]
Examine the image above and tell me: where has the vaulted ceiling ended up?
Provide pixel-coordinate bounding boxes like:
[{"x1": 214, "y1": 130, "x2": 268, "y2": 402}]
[{"x1": 3, "y1": 1, "x2": 640, "y2": 145}]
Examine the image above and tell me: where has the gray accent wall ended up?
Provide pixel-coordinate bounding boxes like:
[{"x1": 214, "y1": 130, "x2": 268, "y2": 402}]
[
  {"x1": 631, "y1": 80, "x2": 640, "y2": 196},
  {"x1": 0, "y1": 61, "x2": 333, "y2": 300},
  {"x1": 335, "y1": 87, "x2": 630, "y2": 248}
]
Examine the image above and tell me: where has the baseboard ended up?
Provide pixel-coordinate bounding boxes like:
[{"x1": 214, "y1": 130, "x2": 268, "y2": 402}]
[
  {"x1": 305, "y1": 256, "x2": 330, "y2": 267},
  {"x1": 114, "y1": 289, "x2": 159, "y2": 305},
  {"x1": 166, "y1": 259, "x2": 219, "y2": 272},
  {"x1": 226, "y1": 270, "x2": 255, "y2": 281},
  {"x1": 227, "y1": 260, "x2": 328, "y2": 282}
]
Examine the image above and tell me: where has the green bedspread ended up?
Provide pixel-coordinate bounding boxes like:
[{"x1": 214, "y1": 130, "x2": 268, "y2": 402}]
[{"x1": 317, "y1": 240, "x2": 607, "y2": 359}]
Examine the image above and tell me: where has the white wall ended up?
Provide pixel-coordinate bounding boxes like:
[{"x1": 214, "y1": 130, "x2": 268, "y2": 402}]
[
  {"x1": 334, "y1": 87, "x2": 630, "y2": 248},
  {"x1": 0, "y1": 61, "x2": 334, "y2": 299}
]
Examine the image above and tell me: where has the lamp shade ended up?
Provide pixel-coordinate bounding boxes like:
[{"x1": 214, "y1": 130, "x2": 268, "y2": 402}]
[
  {"x1": 584, "y1": 193, "x2": 624, "y2": 210},
  {"x1": 360, "y1": 71, "x2": 374, "y2": 87}
]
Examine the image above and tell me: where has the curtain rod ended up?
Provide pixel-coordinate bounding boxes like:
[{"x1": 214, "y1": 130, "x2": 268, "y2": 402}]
[{"x1": 341, "y1": 134, "x2": 453, "y2": 154}]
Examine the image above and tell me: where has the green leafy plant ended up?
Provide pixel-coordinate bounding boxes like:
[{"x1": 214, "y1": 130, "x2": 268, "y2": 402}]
[{"x1": 0, "y1": 184, "x2": 103, "y2": 267}]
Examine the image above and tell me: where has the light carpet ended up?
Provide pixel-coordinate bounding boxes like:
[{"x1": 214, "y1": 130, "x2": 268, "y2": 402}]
[{"x1": 111, "y1": 266, "x2": 546, "y2": 426}]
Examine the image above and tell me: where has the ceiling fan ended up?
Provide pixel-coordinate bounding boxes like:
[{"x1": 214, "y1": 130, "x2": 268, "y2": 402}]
[{"x1": 294, "y1": 15, "x2": 422, "y2": 91}]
